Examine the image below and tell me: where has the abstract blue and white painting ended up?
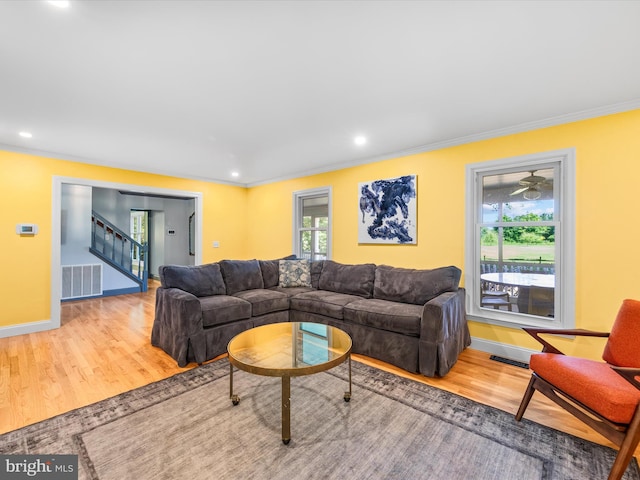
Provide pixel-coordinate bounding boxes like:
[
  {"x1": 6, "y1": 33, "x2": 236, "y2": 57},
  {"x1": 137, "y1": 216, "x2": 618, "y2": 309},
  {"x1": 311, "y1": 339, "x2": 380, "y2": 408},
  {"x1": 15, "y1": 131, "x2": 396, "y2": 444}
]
[{"x1": 358, "y1": 174, "x2": 417, "y2": 244}]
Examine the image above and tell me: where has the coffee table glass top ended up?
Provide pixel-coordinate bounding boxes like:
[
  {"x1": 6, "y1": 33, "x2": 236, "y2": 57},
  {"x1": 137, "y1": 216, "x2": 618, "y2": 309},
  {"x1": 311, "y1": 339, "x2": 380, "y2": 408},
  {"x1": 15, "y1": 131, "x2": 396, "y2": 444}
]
[{"x1": 227, "y1": 322, "x2": 352, "y2": 377}]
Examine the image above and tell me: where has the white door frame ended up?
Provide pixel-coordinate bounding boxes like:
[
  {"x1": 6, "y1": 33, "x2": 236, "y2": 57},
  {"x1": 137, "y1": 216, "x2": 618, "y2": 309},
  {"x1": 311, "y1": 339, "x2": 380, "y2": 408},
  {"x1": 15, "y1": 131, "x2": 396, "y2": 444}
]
[{"x1": 0, "y1": 177, "x2": 203, "y2": 339}]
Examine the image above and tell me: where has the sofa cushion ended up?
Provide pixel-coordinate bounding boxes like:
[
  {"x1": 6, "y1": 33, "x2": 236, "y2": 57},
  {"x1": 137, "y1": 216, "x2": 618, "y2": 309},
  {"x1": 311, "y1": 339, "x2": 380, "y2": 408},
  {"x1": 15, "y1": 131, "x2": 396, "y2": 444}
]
[
  {"x1": 310, "y1": 260, "x2": 324, "y2": 289},
  {"x1": 199, "y1": 295, "x2": 251, "y2": 328},
  {"x1": 290, "y1": 290, "x2": 362, "y2": 320},
  {"x1": 220, "y1": 259, "x2": 264, "y2": 295},
  {"x1": 233, "y1": 289, "x2": 290, "y2": 317},
  {"x1": 343, "y1": 298, "x2": 422, "y2": 336},
  {"x1": 159, "y1": 263, "x2": 226, "y2": 297},
  {"x1": 259, "y1": 255, "x2": 298, "y2": 288},
  {"x1": 279, "y1": 259, "x2": 312, "y2": 288},
  {"x1": 318, "y1": 260, "x2": 376, "y2": 298},
  {"x1": 373, "y1": 265, "x2": 461, "y2": 305}
]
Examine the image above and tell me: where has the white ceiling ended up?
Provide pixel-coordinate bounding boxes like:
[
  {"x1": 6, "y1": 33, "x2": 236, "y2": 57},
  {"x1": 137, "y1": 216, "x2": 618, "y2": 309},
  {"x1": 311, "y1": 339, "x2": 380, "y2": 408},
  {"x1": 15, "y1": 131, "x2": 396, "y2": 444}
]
[{"x1": 2, "y1": 1, "x2": 640, "y2": 186}]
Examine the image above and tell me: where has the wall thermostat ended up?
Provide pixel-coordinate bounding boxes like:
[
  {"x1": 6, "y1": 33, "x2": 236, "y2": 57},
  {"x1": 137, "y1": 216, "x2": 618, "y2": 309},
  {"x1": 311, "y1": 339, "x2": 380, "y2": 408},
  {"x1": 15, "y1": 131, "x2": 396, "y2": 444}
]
[{"x1": 16, "y1": 224, "x2": 39, "y2": 235}]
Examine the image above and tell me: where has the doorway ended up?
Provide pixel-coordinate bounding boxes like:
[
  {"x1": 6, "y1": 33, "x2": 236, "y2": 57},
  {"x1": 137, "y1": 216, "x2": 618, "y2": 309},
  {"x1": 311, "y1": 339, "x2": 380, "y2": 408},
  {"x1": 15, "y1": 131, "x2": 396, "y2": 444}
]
[
  {"x1": 47, "y1": 177, "x2": 204, "y2": 339},
  {"x1": 130, "y1": 210, "x2": 149, "y2": 278}
]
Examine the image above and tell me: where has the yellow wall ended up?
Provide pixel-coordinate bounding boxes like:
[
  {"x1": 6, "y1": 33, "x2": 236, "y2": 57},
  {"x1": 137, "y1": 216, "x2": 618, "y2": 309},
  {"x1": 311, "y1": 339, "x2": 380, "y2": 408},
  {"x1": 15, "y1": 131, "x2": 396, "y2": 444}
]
[
  {"x1": 247, "y1": 155, "x2": 465, "y2": 268},
  {"x1": 247, "y1": 109, "x2": 640, "y2": 359},
  {"x1": 0, "y1": 150, "x2": 248, "y2": 328},
  {"x1": 3, "y1": 109, "x2": 640, "y2": 359}
]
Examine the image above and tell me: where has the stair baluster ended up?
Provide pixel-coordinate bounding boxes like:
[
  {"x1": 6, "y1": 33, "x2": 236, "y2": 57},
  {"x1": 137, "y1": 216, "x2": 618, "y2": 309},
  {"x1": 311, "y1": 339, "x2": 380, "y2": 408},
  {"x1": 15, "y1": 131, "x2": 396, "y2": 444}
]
[{"x1": 90, "y1": 211, "x2": 148, "y2": 292}]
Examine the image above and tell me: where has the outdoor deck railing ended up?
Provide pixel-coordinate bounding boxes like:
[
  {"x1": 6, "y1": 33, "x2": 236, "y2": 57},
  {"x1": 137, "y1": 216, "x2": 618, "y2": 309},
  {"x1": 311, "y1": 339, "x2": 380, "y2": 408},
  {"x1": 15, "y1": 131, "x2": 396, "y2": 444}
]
[{"x1": 480, "y1": 260, "x2": 555, "y2": 299}]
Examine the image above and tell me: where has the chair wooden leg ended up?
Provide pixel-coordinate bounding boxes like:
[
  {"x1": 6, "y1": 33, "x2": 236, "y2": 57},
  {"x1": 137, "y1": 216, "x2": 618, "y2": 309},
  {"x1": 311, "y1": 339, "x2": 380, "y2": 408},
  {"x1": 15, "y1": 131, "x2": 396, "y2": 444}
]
[
  {"x1": 515, "y1": 375, "x2": 536, "y2": 421},
  {"x1": 608, "y1": 407, "x2": 640, "y2": 480},
  {"x1": 521, "y1": 373, "x2": 640, "y2": 477}
]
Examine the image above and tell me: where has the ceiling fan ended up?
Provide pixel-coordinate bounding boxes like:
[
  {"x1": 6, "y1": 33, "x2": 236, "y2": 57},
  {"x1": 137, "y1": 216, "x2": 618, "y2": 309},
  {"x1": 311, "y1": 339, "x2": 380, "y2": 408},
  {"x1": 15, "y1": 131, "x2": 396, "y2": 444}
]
[{"x1": 510, "y1": 171, "x2": 547, "y2": 200}]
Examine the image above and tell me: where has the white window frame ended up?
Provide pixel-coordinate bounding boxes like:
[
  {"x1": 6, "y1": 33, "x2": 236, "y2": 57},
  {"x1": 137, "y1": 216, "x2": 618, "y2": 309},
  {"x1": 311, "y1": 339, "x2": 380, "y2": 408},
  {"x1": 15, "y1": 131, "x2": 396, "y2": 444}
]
[
  {"x1": 292, "y1": 187, "x2": 332, "y2": 260},
  {"x1": 465, "y1": 149, "x2": 576, "y2": 329}
]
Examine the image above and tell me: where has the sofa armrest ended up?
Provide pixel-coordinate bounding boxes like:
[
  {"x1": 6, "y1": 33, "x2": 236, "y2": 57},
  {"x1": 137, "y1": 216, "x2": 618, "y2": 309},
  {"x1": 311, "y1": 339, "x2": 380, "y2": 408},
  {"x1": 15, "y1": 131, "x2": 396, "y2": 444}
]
[
  {"x1": 418, "y1": 288, "x2": 469, "y2": 376},
  {"x1": 420, "y1": 289, "x2": 467, "y2": 341},
  {"x1": 156, "y1": 287, "x2": 203, "y2": 334},
  {"x1": 151, "y1": 287, "x2": 204, "y2": 367}
]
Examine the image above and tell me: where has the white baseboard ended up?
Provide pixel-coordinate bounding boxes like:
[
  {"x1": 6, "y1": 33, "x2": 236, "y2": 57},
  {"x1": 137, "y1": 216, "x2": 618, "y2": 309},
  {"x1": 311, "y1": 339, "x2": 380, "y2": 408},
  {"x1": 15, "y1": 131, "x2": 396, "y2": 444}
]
[
  {"x1": 470, "y1": 336, "x2": 537, "y2": 364},
  {"x1": 0, "y1": 319, "x2": 55, "y2": 339}
]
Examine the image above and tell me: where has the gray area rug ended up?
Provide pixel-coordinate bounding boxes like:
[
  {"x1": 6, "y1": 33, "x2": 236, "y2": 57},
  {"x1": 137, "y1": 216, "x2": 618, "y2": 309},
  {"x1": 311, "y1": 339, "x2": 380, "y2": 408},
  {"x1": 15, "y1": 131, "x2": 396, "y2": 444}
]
[{"x1": 1, "y1": 359, "x2": 638, "y2": 480}]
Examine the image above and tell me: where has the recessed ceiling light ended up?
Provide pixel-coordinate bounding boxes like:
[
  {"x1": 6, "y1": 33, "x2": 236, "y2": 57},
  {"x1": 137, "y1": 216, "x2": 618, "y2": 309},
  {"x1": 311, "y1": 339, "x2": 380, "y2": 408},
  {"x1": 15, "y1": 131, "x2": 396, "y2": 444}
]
[
  {"x1": 354, "y1": 136, "x2": 367, "y2": 146},
  {"x1": 19, "y1": 131, "x2": 33, "y2": 138},
  {"x1": 48, "y1": 1, "x2": 70, "y2": 8},
  {"x1": 231, "y1": 171, "x2": 240, "y2": 178}
]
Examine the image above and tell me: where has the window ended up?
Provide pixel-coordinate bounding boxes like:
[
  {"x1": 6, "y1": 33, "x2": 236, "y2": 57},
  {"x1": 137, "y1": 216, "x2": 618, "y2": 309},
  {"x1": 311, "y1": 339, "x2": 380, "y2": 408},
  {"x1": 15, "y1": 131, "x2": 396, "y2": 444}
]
[
  {"x1": 465, "y1": 149, "x2": 575, "y2": 328},
  {"x1": 293, "y1": 187, "x2": 331, "y2": 261}
]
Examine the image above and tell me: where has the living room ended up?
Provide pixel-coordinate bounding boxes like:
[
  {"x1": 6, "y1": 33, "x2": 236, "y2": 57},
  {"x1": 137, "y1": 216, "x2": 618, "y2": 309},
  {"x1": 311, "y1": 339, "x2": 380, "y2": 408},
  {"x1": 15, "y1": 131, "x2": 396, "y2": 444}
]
[
  {"x1": 4, "y1": 104, "x2": 640, "y2": 364},
  {"x1": 2, "y1": 1, "x2": 640, "y2": 479}
]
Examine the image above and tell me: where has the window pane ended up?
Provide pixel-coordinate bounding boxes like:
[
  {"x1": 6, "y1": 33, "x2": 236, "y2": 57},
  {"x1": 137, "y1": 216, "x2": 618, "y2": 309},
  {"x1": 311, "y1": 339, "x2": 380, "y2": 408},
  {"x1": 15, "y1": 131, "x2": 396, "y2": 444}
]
[
  {"x1": 300, "y1": 231, "x2": 311, "y2": 259},
  {"x1": 480, "y1": 229, "x2": 556, "y2": 318},
  {"x1": 482, "y1": 168, "x2": 554, "y2": 223},
  {"x1": 315, "y1": 230, "x2": 327, "y2": 259},
  {"x1": 303, "y1": 197, "x2": 328, "y2": 218},
  {"x1": 480, "y1": 227, "x2": 499, "y2": 265},
  {"x1": 480, "y1": 167, "x2": 556, "y2": 319}
]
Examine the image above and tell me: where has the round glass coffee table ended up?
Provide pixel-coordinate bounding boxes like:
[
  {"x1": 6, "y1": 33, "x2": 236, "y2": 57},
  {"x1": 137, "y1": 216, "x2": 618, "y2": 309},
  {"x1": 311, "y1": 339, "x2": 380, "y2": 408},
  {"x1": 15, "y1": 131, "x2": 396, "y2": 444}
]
[{"x1": 227, "y1": 322, "x2": 352, "y2": 444}]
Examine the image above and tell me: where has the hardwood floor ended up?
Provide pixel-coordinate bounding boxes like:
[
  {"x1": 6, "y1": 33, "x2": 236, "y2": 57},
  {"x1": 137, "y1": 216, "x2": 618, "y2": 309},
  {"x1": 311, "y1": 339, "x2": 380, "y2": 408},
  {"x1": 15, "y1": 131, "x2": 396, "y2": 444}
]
[{"x1": 0, "y1": 280, "x2": 632, "y2": 457}]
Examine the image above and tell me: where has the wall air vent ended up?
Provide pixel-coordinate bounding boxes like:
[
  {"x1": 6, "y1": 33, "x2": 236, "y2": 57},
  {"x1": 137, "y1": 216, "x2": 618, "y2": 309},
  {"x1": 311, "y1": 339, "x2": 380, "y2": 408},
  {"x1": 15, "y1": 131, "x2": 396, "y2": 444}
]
[{"x1": 61, "y1": 264, "x2": 102, "y2": 300}]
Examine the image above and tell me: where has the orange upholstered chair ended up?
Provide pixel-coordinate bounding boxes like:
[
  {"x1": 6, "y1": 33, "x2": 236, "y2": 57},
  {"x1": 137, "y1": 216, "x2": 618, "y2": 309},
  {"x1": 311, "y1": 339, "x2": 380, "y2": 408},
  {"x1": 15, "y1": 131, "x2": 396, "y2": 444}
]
[{"x1": 516, "y1": 299, "x2": 640, "y2": 480}]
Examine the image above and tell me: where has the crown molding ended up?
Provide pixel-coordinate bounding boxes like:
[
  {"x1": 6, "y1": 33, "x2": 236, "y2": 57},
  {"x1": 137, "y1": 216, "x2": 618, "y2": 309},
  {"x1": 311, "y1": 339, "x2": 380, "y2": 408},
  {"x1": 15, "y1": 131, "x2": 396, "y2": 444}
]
[
  {"x1": 0, "y1": 143, "x2": 247, "y2": 187},
  {"x1": 246, "y1": 99, "x2": 640, "y2": 187},
  {"x1": 2, "y1": 98, "x2": 639, "y2": 189}
]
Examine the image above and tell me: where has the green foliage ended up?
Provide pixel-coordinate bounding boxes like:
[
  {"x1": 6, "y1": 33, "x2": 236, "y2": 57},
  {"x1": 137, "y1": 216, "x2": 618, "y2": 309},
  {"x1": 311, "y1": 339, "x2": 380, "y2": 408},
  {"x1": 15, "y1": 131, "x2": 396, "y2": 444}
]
[
  {"x1": 500, "y1": 212, "x2": 554, "y2": 244},
  {"x1": 481, "y1": 227, "x2": 498, "y2": 245},
  {"x1": 519, "y1": 232, "x2": 545, "y2": 244},
  {"x1": 317, "y1": 231, "x2": 327, "y2": 254},
  {"x1": 301, "y1": 216, "x2": 328, "y2": 257}
]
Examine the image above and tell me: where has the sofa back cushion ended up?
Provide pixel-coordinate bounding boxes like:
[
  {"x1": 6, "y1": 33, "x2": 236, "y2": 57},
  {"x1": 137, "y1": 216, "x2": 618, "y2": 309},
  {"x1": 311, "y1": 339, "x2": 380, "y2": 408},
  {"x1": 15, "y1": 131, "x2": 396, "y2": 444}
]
[
  {"x1": 159, "y1": 263, "x2": 226, "y2": 297},
  {"x1": 259, "y1": 255, "x2": 297, "y2": 288},
  {"x1": 219, "y1": 259, "x2": 265, "y2": 295},
  {"x1": 318, "y1": 260, "x2": 376, "y2": 298},
  {"x1": 373, "y1": 265, "x2": 461, "y2": 305},
  {"x1": 310, "y1": 260, "x2": 324, "y2": 289}
]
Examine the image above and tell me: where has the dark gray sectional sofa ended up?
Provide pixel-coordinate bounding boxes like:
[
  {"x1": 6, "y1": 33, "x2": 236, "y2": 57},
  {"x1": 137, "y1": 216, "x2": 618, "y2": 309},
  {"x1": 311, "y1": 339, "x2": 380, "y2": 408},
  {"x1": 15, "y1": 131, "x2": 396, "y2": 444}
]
[{"x1": 151, "y1": 258, "x2": 470, "y2": 377}]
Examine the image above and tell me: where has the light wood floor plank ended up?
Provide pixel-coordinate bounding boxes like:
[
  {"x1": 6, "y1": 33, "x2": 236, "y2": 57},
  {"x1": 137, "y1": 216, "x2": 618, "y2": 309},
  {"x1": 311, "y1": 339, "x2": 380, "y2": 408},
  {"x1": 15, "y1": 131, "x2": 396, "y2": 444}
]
[{"x1": 0, "y1": 280, "x2": 635, "y2": 458}]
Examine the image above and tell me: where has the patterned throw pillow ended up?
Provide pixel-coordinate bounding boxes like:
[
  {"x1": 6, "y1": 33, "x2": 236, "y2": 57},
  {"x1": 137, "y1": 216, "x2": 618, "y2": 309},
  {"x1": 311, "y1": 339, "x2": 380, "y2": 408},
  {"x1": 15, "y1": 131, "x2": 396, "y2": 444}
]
[{"x1": 278, "y1": 259, "x2": 312, "y2": 288}]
